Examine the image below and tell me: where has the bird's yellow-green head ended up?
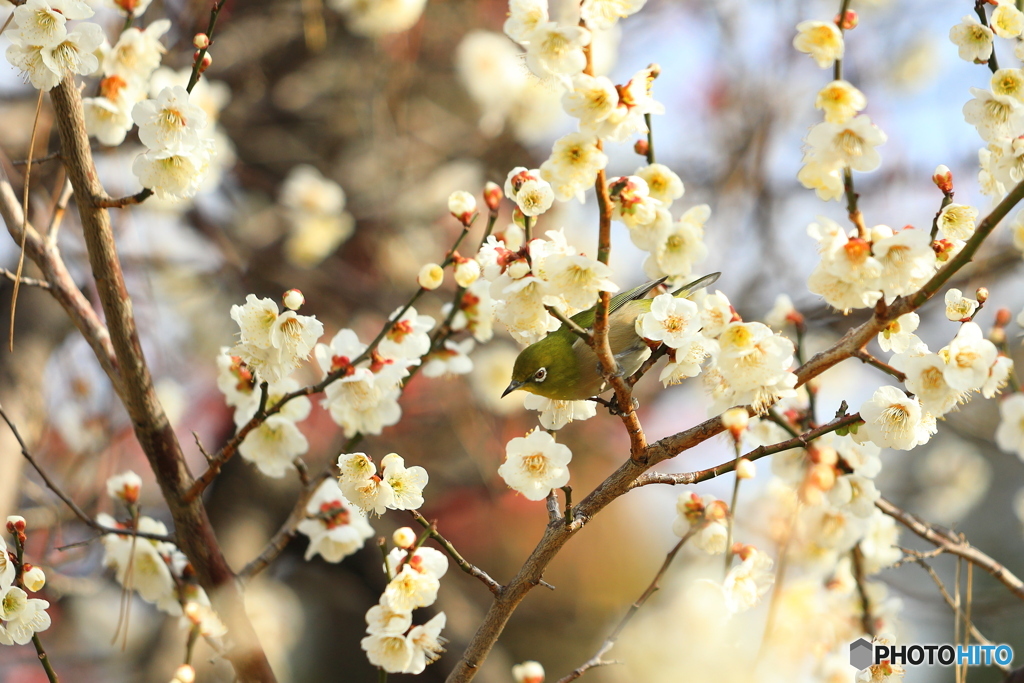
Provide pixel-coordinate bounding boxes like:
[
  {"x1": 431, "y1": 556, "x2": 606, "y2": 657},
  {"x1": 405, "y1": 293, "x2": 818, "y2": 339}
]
[{"x1": 502, "y1": 332, "x2": 581, "y2": 400}]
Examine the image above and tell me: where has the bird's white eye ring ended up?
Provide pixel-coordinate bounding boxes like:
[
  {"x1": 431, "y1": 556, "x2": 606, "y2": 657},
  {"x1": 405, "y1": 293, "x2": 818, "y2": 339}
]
[{"x1": 534, "y1": 368, "x2": 547, "y2": 382}]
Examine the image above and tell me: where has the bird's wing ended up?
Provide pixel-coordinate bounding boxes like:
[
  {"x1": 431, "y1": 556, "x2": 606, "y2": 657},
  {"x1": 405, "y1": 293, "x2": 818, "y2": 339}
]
[{"x1": 566, "y1": 277, "x2": 667, "y2": 331}]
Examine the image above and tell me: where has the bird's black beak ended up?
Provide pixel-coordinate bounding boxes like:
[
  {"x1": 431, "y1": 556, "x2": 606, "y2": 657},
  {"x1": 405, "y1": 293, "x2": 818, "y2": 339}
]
[{"x1": 502, "y1": 380, "x2": 524, "y2": 398}]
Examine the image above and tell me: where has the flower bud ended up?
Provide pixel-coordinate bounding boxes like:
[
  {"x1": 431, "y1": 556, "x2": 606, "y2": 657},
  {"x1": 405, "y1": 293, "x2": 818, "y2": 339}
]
[
  {"x1": 735, "y1": 458, "x2": 756, "y2": 480},
  {"x1": 195, "y1": 52, "x2": 213, "y2": 74},
  {"x1": 283, "y1": 289, "x2": 305, "y2": 311},
  {"x1": 106, "y1": 471, "x2": 142, "y2": 505},
  {"x1": 193, "y1": 33, "x2": 210, "y2": 50},
  {"x1": 705, "y1": 499, "x2": 729, "y2": 522},
  {"x1": 417, "y1": 263, "x2": 444, "y2": 290},
  {"x1": 633, "y1": 139, "x2": 649, "y2": 157},
  {"x1": 172, "y1": 664, "x2": 197, "y2": 683},
  {"x1": 448, "y1": 191, "x2": 477, "y2": 225},
  {"x1": 806, "y1": 462, "x2": 836, "y2": 493},
  {"x1": 996, "y1": 307, "x2": 1013, "y2": 327},
  {"x1": 392, "y1": 527, "x2": 417, "y2": 549},
  {"x1": 23, "y1": 565, "x2": 46, "y2": 592},
  {"x1": 454, "y1": 258, "x2": 481, "y2": 287},
  {"x1": 933, "y1": 165, "x2": 953, "y2": 194},
  {"x1": 512, "y1": 661, "x2": 545, "y2": 683},
  {"x1": 834, "y1": 9, "x2": 858, "y2": 29},
  {"x1": 507, "y1": 260, "x2": 531, "y2": 280},
  {"x1": 721, "y1": 408, "x2": 749, "y2": 440},
  {"x1": 6, "y1": 516, "x2": 25, "y2": 532},
  {"x1": 483, "y1": 182, "x2": 503, "y2": 212},
  {"x1": 810, "y1": 445, "x2": 838, "y2": 467},
  {"x1": 976, "y1": 287, "x2": 989, "y2": 304}
]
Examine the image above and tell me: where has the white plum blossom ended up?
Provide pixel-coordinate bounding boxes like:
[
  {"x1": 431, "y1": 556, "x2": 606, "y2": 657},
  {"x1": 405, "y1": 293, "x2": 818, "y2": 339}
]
[
  {"x1": 636, "y1": 293, "x2": 701, "y2": 348},
  {"x1": 524, "y1": 22, "x2": 590, "y2": 82},
  {"x1": 84, "y1": 75, "x2": 145, "y2": 146},
  {"x1": 378, "y1": 306, "x2": 435, "y2": 362},
  {"x1": 0, "y1": 586, "x2": 51, "y2": 645},
  {"x1": 522, "y1": 394, "x2": 597, "y2": 430},
  {"x1": 949, "y1": 15, "x2": 994, "y2": 62},
  {"x1": 361, "y1": 629, "x2": 415, "y2": 673},
  {"x1": 941, "y1": 322, "x2": 998, "y2": 392},
  {"x1": 366, "y1": 600, "x2": 413, "y2": 636},
  {"x1": 963, "y1": 88, "x2": 1024, "y2": 142},
  {"x1": 793, "y1": 20, "x2": 844, "y2": 68},
  {"x1": 96, "y1": 513, "x2": 181, "y2": 614},
  {"x1": 504, "y1": 0, "x2": 549, "y2": 45},
  {"x1": 804, "y1": 115, "x2": 887, "y2": 173},
  {"x1": 0, "y1": 538, "x2": 15, "y2": 591},
  {"x1": 659, "y1": 334, "x2": 717, "y2": 386},
  {"x1": 858, "y1": 386, "x2": 931, "y2": 451},
  {"x1": 106, "y1": 470, "x2": 142, "y2": 504},
  {"x1": 404, "y1": 613, "x2": 448, "y2": 674},
  {"x1": 7, "y1": 20, "x2": 104, "y2": 91},
  {"x1": 336, "y1": 452, "x2": 395, "y2": 515},
  {"x1": 230, "y1": 294, "x2": 324, "y2": 384},
  {"x1": 316, "y1": 329, "x2": 409, "y2": 437},
  {"x1": 102, "y1": 20, "x2": 170, "y2": 87},
  {"x1": 828, "y1": 474, "x2": 880, "y2": 518},
  {"x1": 644, "y1": 205, "x2": 710, "y2": 279},
  {"x1": 672, "y1": 491, "x2": 728, "y2": 554},
  {"x1": 872, "y1": 226, "x2": 937, "y2": 299},
  {"x1": 512, "y1": 661, "x2": 546, "y2": 683},
  {"x1": 238, "y1": 413, "x2": 310, "y2": 478},
  {"x1": 877, "y1": 313, "x2": 920, "y2": 353},
  {"x1": 133, "y1": 85, "x2": 208, "y2": 151},
  {"x1": 983, "y1": 355, "x2": 1014, "y2": 398},
  {"x1": 421, "y1": 338, "x2": 475, "y2": 378},
  {"x1": 539, "y1": 133, "x2": 608, "y2": 202},
  {"x1": 498, "y1": 429, "x2": 572, "y2": 500},
  {"x1": 944, "y1": 289, "x2": 979, "y2": 321},
  {"x1": 383, "y1": 565, "x2": 440, "y2": 613},
  {"x1": 580, "y1": 0, "x2": 646, "y2": 30},
  {"x1": 380, "y1": 453, "x2": 428, "y2": 511},
  {"x1": 722, "y1": 548, "x2": 775, "y2": 613},
  {"x1": 297, "y1": 479, "x2": 374, "y2": 562},
  {"x1": 936, "y1": 204, "x2": 978, "y2": 241},
  {"x1": 903, "y1": 353, "x2": 966, "y2": 417},
  {"x1": 279, "y1": 165, "x2": 355, "y2": 268},
  {"x1": 815, "y1": 80, "x2": 866, "y2": 124},
  {"x1": 699, "y1": 290, "x2": 735, "y2": 338},
  {"x1": 992, "y1": 1, "x2": 1024, "y2": 38},
  {"x1": 542, "y1": 254, "x2": 618, "y2": 312},
  {"x1": 505, "y1": 167, "x2": 555, "y2": 216},
  {"x1": 635, "y1": 163, "x2": 684, "y2": 206}
]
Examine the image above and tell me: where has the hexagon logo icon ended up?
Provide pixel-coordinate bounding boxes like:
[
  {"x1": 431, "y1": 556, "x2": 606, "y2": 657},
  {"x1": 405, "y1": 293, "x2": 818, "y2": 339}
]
[{"x1": 850, "y1": 638, "x2": 874, "y2": 670}]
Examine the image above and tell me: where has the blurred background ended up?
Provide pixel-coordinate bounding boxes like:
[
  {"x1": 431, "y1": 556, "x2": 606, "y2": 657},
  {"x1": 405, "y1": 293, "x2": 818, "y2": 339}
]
[{"x1": 1, "y1": 0, "x2": 1024, "y2": 680}]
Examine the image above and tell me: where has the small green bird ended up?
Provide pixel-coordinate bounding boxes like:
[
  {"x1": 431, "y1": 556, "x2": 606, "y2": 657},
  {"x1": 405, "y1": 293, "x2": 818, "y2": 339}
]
[{"x1": 503, "y1": 272, "x2": 720, "y2": 401}]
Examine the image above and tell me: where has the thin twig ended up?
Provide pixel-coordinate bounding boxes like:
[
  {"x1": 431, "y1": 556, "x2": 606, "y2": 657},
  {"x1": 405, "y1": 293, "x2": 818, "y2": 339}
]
[
  {"x1": 876, "y1": 497, "x2": 1024, "y2": 601},
  {"x1": 853, "y1": 349, "x2": 907, "y2": 383},
  {"x1": 0, "y1": 403, "x2": 173, "y2": 543},
  {"x1": 10, "y1": 151, "x2": 60, "y2": 167},
  {"x1": 410, "y1": 511, "x2": 502, "y2": 596},
  {"x1": 93, "y1": 188, "x2": 153, "y2": 209},
  {"x1": 851, "y1": 545, "x2": 876, "y2": 637},
  {"x1": 557, "y1": 528, "x2": 696, "y2": 682},
  {"x1": 0, "y1": 268, "x2": 49, "y2": 289},
  {"x1": 10, "y1": 89, "x2": 45, "y2": 352}
]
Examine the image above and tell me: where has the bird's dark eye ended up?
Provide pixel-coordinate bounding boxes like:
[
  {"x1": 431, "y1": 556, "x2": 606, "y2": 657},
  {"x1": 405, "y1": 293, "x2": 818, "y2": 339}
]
[{"x1": 534, "y1": 368, "x2": 547, "y2": 382}]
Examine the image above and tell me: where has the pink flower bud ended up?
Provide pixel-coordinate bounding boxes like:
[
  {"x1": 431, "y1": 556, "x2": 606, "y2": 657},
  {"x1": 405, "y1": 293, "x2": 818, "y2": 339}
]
[
  {"x1": 193, "y1": 33, "x2": 210, "y2": 50},
  {"x1": 933, "y1": 165, "x2": 953, "y2": 194},
  {"x1": 834, "y1": 10, "x2": 858, "y2": 29},
  {"x1": 483, "y1": 182, "x2": 502, "y2": 212},
  {"x1": 633, "y1": 139, "x2": 649, "y2": 157}
]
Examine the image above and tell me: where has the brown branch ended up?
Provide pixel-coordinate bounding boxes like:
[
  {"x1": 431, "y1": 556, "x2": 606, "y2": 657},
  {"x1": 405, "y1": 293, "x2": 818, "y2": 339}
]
[
  {"x1": 47, "y1": 75, "x2": 276, "y2": 683},
  {"x1": 10, "y1": 151, "x2": 60, "y2": 167},
  {"x1": 900, "y1": 548, "x2": 1010, "y2": 672},
  {"x1": 47, "y1": 177, "x2": 73, "y2": 244},
  {"x1": 557, "y1": 528, "x2": 696, "y2": 683},
  {"x1": 876, "y1": 497, "x2": 1024, "y2": 601},
  {"x1": 853, "y1": 349, "x2": 907, "y2": 383},
  {"x1": 851, "y1": 545, "x2": 876, "y2": 637},
  {"x1": 633, "y1": 412, "x2": 859, "y2": 488},
  {"x1": 409, "y1": 510, "x2": 502, "y2": 596},
  {"x1": 445, "y1": 178, "x2": 1024, "y2": 682},
  {"x1": 93, "y1": 188, "x2": 153, "y2": 209},
  {"x1": 0, "y1": 268, "x2": 49, "y2": 289}
]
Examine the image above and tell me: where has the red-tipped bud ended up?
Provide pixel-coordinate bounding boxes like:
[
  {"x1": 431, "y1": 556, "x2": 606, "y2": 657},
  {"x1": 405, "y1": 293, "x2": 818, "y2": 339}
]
[
  {"x1": 634, "y1": 139, "x2": 649, "y2": 157},
  {"x1": 996, "y1": 307, "x2": 1013, "y2": 327},
  {"x1": 483, "y1": 182, "x2": 502, "y2": 212},
  {"x1": 6, "y1": 516, "x2": 26, "y2": 533},
  {"x1": 195, "y1": 51, "x2": 213, "y2": 74},
  {"x1": 976, "y1": 287, "x2": 989, "y2": 304},
  {"x1": 834, "y1": 10, "x2": 858, "y2": 29},
  {"x1": 932, "y1": 238, "x2": 956, "y2": 262},
  {"x1": 933, "y1": 165, "x2": 953, "y2": 194},
  {"x1": 193, "y1": 33, "x2": 210, "y2": 50}
]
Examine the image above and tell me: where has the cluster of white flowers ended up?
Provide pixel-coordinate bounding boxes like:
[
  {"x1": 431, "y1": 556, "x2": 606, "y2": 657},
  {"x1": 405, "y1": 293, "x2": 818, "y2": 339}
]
[
  {"x1": 805, "y1": 217, "x2": 938, "y2": 314},
  {"x1": 5, "y1": 0, "x2": 103, "y2": 92},
  {"x1": 477, "y1": 218, "x2": 617, "y2": 345},
  {"x1": 96, "y1": 475, "x2": 225, "y2": 637},
  {"x1": 278, "y1": 165, "x2": 355, "y2": 268},
  {"x1": 361, "y1": 545, "x2": 448, "y2": 674},
  {"x1": 83, "y1": 19, "x2": 169, "y2": 146},
  {"x1": 857, "y1": 320, "x2": 1012, "y2": 451},
  {"x1": 230, "y1": 292, "x2": 324, "y2": 384},
  {"x1": 672, "y1": 491, "x2": 729, "y2": 554},
  {"x1": 297, "y1": 478, "x2": 375, "y2": 562},
  {"x1": 498, "y1": 428, "x2": 572, "y2": 500},
  {"x1": 131, "y1": 85, "x2": 215, "y2": 200},
  {"x1": 0, "y1": 517, "x2": 51, "y2": 646},
  {"x1": 948, "y1": 7, "x2": 1024, "y2": 200},
  {"x1": 337, "y1": 452, "x2": 428, "y2": 515}
]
